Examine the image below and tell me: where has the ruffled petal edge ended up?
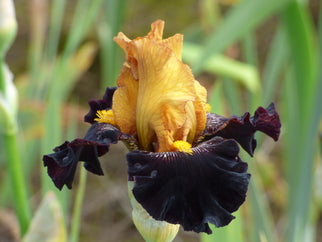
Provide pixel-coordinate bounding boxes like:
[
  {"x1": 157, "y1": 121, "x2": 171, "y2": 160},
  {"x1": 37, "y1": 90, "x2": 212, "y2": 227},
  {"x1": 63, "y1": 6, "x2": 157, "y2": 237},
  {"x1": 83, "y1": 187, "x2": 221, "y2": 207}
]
[
  {"x1": 43, "y1": 123, "x2": 122, "y2": 190},
  {"x1": 127, "y1": 137, "x2": 250, "y2": 234}
]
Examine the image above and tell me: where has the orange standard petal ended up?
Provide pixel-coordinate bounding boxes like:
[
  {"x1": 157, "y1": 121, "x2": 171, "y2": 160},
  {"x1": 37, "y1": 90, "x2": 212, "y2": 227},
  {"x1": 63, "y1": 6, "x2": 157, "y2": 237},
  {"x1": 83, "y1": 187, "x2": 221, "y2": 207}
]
[{"x1": 112, "y1": 20, "x2": 207, "y2": 152}]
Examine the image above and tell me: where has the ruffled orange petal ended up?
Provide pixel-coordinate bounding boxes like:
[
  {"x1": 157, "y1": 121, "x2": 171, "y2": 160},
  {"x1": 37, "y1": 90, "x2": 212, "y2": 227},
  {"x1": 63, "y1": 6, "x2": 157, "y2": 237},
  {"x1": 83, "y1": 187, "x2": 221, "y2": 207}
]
[
  {"x1": 191, "y1": 80, "x2": 207, "y2": 141},
  {"x1": 146, "y1": 19, "x2": 164, "y2": 41},
  {"x1": 161, "y1": 34, "x2": 183, "y2": 61},
  {"x1": 112, "y1": 65, "x2": 139, "y2": 136},
  {"x1": 113, "y1": 32, "x2": 131, "y2": 54},
  {"x1": 112, "y1": 20, "x2": 207, "y2": 152},
  {"x1": 132, "y1": 38, "x2": 196, "y2": 151}
]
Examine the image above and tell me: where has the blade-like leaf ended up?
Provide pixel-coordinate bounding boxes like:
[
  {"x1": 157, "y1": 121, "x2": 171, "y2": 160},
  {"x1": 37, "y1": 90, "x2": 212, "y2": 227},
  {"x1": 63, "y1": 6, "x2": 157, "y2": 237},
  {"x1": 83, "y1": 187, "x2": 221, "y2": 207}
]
[
  {"x1": 192, "y1": 0, "x2": 291, "y2": 73},
  {"x1": 183, "y1": 42, "x2": 261, "y2": 93},
  {"x1": 281, "y1": 2, "x2": 319, "y2": 242}
]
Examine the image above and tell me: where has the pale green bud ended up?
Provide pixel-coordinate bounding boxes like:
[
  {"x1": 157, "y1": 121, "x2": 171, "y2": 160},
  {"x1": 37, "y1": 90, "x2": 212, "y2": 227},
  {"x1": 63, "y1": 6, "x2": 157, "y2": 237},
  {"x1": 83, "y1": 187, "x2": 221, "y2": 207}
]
[
  {"x1": 0, "y1": 64, "x2": 18, "y2": 134},
  {"x1": 128, "y1": 182, "x2": 179, "y2": 242},
  {"x1": 0, "y1": 0, "x2": 17, "y2": 56},
  {"x1": 23, "y1": 192, "x2": 67, "y2": 242}
]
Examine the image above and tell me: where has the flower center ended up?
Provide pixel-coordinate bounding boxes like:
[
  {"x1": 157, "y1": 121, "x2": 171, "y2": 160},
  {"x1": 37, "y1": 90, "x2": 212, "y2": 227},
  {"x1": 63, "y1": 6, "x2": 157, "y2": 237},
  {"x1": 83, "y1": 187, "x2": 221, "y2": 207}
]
[
  {"x1": 171, "y1": 141, "x2": 193, "y2": 155},
  {"x1": 94, "y1": 110, "x2": 116, "y2": 126}
]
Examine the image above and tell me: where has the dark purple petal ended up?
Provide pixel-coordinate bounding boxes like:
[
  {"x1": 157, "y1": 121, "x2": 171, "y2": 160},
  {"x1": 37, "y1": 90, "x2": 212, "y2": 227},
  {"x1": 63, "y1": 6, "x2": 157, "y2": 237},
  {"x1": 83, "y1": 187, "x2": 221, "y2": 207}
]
[
  {"x1": 201, "y1": 103, "x2": 281, "y2": 156},
  {"x1": 43, "y1": 123, "x2": 122, "y2": 190},
  {"x1": 127, "y1": 137, "x2": 250, "y2": 234},
  {"x1": 84, "y1": 86, "x2": 117, "y2": 124}
]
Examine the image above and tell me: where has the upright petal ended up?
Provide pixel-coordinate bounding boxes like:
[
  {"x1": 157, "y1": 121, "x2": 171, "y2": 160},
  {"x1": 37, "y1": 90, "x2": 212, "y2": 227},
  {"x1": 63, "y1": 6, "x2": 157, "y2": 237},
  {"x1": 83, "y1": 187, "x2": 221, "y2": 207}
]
[
  {"x1": 112, "y1": 20, "x2": 207, "y2": 151},
  {"x1": 127, "y1": 137, "x2": 250, "y2": 234},
  {"x1": 132, "y1": 38, "x2": 196, "y2": 151},
  {"x1": 112, "y1": 66, "x2": 139, "y2": 136},
  {"x1": 146, "y1": 19, "x2": 164, "y2": 41},
  {"x1": 84, "y1": 86, "x2": 117, "y2": 124}
]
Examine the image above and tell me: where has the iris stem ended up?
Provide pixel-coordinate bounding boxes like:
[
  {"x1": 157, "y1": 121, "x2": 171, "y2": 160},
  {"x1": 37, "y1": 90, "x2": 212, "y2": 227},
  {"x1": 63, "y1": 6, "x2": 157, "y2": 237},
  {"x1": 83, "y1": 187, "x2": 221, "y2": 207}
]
[
  {"x1": 0, "y1": 59, "x2": 5, "y2": 92},
  {"x1": 2, "y1": 133, "x2": 31, "y2": 235},
  {"x1": 69, "y1": 167, "x2": 87, "y2": 242}
]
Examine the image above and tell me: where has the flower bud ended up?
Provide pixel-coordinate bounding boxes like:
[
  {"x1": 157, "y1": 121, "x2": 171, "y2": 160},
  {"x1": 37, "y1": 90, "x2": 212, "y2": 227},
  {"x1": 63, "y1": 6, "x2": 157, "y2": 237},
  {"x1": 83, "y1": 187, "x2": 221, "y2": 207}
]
[
  {"x1": 0, "y1": 0, "x2": 17, "y2": 57},
  {"x1": 128, "y1": 182, "x2": 179, "y2": 242},
  {"x1": 0, "y1": 64, "x2": 18, "y2": 134}
]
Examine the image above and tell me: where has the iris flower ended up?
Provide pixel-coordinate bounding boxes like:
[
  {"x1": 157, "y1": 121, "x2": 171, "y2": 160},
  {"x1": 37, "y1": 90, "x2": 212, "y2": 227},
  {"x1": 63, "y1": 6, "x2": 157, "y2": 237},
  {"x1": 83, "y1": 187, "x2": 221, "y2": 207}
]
[{"x1": 43, "y1": 20, "x2": 281, "y2": 240}]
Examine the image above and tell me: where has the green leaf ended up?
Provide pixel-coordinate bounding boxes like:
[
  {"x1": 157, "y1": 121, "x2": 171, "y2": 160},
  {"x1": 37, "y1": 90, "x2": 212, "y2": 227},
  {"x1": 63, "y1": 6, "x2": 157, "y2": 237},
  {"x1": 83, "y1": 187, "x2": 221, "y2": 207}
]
[
  {"x1": 262, "y1": 27, "x2": 288, "y2": 104},
  {"x1": 183, "y1": 42, "x2": 261, "y2": 93},
  {"x1": 99, "y1": 0, "x2": 126, "y2": 88},
  {"x1": 192, "y1": 0, "x2": 291, "y2": 73},
  {"x1": 201, "y1": 211, "x2": 244, "y2": 242},
  {"x1": 280, "y1": 2, "x2": 320, "y2": 242}
]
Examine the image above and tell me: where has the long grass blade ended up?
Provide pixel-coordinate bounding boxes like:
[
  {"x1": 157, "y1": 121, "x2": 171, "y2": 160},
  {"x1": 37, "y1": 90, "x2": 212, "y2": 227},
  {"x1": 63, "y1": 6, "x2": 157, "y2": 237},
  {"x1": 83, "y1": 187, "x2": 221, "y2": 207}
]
[
  {"x1": 45, "y1": 0, "x2": 66, "y2": 62},
  {"x1": 192, "y1": 0, "x2": 291, "y2": 73},
  {"x1": 183, "y1": 42, "x2": 261, "y2": 93},
  {"x1": 202, "y1": 211, "x2": 244, "y2": 242},
  {"x1": 41, "y1": 0, "x2": 102, "y2": 214},
  {"x1": 280, "y1": 2, "x2": 319, "y2": 242},
  {"x1": 262, "y1": 27, "x2": 288, "y2": 105},
  {"x1": 98, "y1": 0, "x2": 126, "y2": 88}
]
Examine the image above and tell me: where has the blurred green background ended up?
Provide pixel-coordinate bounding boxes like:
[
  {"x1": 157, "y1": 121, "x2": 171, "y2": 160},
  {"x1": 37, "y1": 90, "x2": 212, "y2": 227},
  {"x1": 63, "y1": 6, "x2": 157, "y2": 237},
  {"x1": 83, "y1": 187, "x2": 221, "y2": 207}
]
[{"x1": 0, "y1": 0, "x2": 321, "y2": 241}]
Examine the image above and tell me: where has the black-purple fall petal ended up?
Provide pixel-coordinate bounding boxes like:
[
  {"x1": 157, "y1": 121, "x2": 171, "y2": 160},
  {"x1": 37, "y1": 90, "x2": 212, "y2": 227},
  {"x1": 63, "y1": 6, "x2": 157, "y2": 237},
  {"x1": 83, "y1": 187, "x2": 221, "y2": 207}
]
[
  {"x1": 43, "y1": 123, "x2": 122, "y2": 190},
  {"x1": 201, "y1": 103, "x2": 281, "y2": 156},
  {"x1": 127, "y1": 137, "x2": 250, "y2": 234},
  {"x1": 84, "y1": 86, "x2": 117, "y2": 124}
]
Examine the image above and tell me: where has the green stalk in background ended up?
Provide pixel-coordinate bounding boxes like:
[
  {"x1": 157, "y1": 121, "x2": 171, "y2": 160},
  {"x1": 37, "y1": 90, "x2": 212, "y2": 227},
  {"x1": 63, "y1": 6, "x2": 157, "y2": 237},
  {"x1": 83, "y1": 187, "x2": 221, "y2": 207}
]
[
  {"x1": 281, "y1": 2, "x2": 319, "y2": 242},
  {"x1": 40, "y1": 0, "x2": 103, "y2": 213},
  {"x1": 64, "y1": 107, "x2": 88, "y2": 242},
  {"x1": 69, "y1": 167, "x2": 87, "y2": 242},
  {"x1": 1, "y1": 132, "x2": 31, "y2": 235},
  {"x1": 98, "y1": 0, "x2": 126, "y2": 88},
  {"x1": 241, "y1": 33, "x2": 276, "y2": 242},
  {"x1": 192, "y1": 0, "x2": 291, "y2": 73},
  {"x1": 0, "y1": 0, "x2": 31, "y2": 235},
  {"x1": 182, "y1": 42, "x2": 261, "y2": 94}
]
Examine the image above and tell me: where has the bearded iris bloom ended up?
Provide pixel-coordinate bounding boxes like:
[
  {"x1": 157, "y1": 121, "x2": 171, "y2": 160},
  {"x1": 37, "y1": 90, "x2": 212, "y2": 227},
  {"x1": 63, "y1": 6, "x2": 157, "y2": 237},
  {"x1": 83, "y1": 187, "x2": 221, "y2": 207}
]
[{"x1": 43, "y1": 20, "x2": 281, "y2": 239}]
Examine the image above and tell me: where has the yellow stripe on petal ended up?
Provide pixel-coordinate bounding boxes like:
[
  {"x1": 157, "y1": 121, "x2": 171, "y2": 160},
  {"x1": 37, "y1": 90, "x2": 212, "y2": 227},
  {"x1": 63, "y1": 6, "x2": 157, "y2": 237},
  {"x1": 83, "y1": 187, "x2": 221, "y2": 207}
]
[{"x1": 94, "y1": 109, "x2": 116, "y2": 126}]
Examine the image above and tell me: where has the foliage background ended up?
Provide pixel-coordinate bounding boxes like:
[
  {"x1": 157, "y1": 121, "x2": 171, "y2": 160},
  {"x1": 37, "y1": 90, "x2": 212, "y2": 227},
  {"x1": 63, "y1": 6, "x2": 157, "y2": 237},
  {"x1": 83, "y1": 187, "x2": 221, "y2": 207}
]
[{"x1": 0, "y1": 0, "x2": 321, "y2": 241}]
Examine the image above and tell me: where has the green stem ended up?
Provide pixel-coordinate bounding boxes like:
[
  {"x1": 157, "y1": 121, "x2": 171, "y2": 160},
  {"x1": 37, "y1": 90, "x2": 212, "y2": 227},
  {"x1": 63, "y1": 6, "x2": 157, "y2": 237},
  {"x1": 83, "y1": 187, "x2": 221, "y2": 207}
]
[
  {"x1": 2, "y1": 133, "x2": 32, "y2": 235},
  {"x1": 0, "y1": 59, "x2": 5, "y2": 92},
  {"x1": 69, "y1": 167, "x2": 87, "y2": 242}
]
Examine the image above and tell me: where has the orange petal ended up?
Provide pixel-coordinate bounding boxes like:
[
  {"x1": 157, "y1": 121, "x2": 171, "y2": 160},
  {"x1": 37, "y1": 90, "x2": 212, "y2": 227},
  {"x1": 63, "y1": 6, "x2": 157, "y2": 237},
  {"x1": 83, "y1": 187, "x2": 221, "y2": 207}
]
[
  {"x1": 192, "y1": 80, "x2": 207, "y2": 141},
  {"x1": 132, "y1": 38, "x2": 196, "y2": 151},
  {"x1": 146, "y1": 19, "x2": 164, "y2": 41},
  {"x1": 113, "y1": 32, "x2": 131, "y2": 54},
  {"x1": 161, "y1": 34, "x2": 183, "y2": 61},
  {"x1": 112, "y1": 65, "x2": 139, "y2": 136}
]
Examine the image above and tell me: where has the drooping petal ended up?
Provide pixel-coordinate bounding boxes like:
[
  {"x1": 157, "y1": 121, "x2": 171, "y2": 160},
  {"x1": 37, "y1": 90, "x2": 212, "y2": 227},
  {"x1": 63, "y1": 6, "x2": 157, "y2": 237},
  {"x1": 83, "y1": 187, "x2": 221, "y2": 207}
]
[
  {"x1": 127, "y1": 137, "x2": 250, "y2": 234},
  {"x1": 84, "y1": 87, "x2": 117, "y2": 124},
  {"x1": 201, "y1": 103, "x2": 281, "y2": 156},
  {"x1": 43, "y1": 123, "x2": 122, "y2": 190}
]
